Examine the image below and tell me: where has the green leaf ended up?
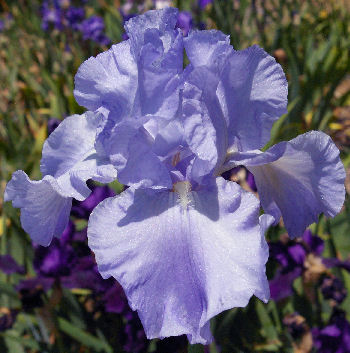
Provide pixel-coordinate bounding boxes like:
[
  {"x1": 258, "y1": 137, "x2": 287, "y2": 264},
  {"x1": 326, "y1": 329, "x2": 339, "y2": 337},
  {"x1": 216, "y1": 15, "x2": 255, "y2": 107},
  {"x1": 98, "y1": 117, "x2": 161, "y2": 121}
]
[
  {"x1": 58, "y1": 317, "x2": 113, "y2": 353},
  {"x1": 188, "y1": 344, "x2": 205, "y2": 353},
  {"x1": 2, "y1": 331, "x2": 40, "y2": 351},
  {"x1": 255, "y1": 301, "x2": 279, "y2": 343},
  {"x1": 0, "y1": 281, "x2": 19, "y2": 299}
]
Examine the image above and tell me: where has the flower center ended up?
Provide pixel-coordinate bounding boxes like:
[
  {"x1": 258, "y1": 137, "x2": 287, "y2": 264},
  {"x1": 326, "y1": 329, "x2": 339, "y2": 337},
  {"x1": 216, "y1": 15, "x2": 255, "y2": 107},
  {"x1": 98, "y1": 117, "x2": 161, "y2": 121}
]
[{"x1": 172, "y1": 181, "x2": 192, "y2": 209}]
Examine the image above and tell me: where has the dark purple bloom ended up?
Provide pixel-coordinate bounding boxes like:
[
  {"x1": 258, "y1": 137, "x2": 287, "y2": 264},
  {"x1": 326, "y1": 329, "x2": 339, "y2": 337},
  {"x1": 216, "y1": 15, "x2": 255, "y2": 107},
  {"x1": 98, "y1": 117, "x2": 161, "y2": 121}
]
[
  {"x1": 123, "y1": 311, "x2": 147, "y2": 353},
  {"x1": 312, "y1": 309, "x2": 350, "y2": 353},
  {"x1": 0, "y1": 20, "x2": 4, "y2": 32},
  {"x1": 80, "y1": 16, "x2": 110, "y2": 45},
  {"x1": 199, "y1": 0, "x2": 213, "y2": 9},
  {"x1": 302, "y1": 229, "x2": 324, "y2": 256},
  {"x1": 103, "y1": 283, "x2": 126, "y2": 314},
  {"x1": 322, "y1": 256, "x2": 350, "y2": 274},
  {"x1": 71, "y1": 185, "x2": 115, "y2": 219},
  {"x1": 0, "y1": 309, "x2": 18, "y2": 332},
  {"x1": 66, "y1": 6, "x2": 85, "y2": 30},
  {"x1": 17, "y1": 277, "x2": 54, "y2": 310},
  {"x1": 41, "y1": 2, "x2": 64, "y2": 31},
  {"x1": 288, "y1": 243, "x2": 307, "y2": 265},
  {"x1": 176, "y1": 11, "x2": 192, "y2": 36},
  {"x1": 47, "y1": 118, "x2": 61, "y2": 135},
  {"x1": 33, "y1": 238, "x2": 76, "y2": 278},
  {"x1": 59, "y1": 220, "x2": 75, "y2": 243},
  {"x1": 0, "y1": 254, "x2": 25, "y2": 275},
  {"x1": 269, "y1": 239, "x2": 306, "y2": 273},
  {"x1": 268, "y1": 229, "x2": 324, "y2": 300},
  {"x1": 321, "y1": 275, "x2": 347, "y2": 305},
  {"x1": 61, "y1": 255, "x2": 111, "y2": 292},
  {"x1": 283, "y1": 313, "x2": 308, "y2": 340},
  {"x1": 269, "y1": 268, "x2": 302, "y2": 301}
]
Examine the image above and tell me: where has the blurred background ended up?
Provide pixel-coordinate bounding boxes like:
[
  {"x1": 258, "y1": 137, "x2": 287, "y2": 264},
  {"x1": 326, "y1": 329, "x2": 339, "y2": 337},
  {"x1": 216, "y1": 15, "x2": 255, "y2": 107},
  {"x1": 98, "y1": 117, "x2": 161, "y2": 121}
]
[{"x1": 0, "y1": 0, "x2": 350, "y2": 352}]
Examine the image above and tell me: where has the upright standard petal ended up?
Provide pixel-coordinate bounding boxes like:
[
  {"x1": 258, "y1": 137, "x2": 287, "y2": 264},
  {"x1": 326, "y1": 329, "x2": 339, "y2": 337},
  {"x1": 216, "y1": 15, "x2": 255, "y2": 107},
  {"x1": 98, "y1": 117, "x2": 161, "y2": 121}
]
[
  {"x1": 226, "y1": 131, "x2": 345, "y2": 238},
  {"x1": 217, "y1": 45, "x2": 288, "y2": 151},
  {"x1": 4, "y1": 171, "x2": 72, "y2": 246},
  {"x1": 88, "y1": 178, "x2": 269, "y2": 344},
  {"x1": 184, "y1": 31, "x2": 287, "y2": 152},
  {"x1": 75, "y1": 7, "x2": 183, "y2": 119},
  {"x1": 126, "y1": 7, "x2": 183, "y2": 118},
  {"x1": 184, "y1": 30, "x2": 232, "y2": 71},
  {"x1": 181, "y1": 81, "x2": 221, "y2": 182},
  {"x1": 74, "y1": 40, "x2": 138, "y2": 116}
]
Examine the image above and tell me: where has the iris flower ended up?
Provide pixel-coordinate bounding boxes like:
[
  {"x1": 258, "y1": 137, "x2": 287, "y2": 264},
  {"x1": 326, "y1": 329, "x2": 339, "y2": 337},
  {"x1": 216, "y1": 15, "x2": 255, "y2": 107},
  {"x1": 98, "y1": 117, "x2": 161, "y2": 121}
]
[{"x1": 5, "y1": 7, "x2": 345, "y2": 344}]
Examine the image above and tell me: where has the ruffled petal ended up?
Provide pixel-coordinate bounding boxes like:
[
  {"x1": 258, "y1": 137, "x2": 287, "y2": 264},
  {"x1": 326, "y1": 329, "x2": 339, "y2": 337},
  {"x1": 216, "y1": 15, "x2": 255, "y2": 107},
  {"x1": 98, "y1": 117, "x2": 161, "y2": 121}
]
[
  {"x1": 182, "y1": 69, "x2": 229, "y2": 180},
  {"x1": 74, "y1": 40, "x2": 138, "y2": 116},
  {"x1": 126, "y1": 8, "x2": 183, "y2": 118},
  {"x1": 184, "y1": 30, "x2": 232, "y2": 70},
  {"x1": 217, "y1": 45, "x2": 288, "y2": 151},
  {"x1": 184, "y1": 32, "x2": 286, "y2": 151},
  {"x1": 125, "y1": 7, "x2": 180, "y2": 64},
  {"x1": 75, "y1": 7, "x2": 183, "y2": 119},
  {"x1": 226, "y1": 131, "x2": 345, "y2": 238},
  {"x1": 96, "y1": 120, "x2": 172, "y2": 189},
  {"x1": 181, "y1": 81, "x2": 221, "y2": 182},
  {"x1": 5, "y1": 111, "x2": 117, "y2": 246},
  {"x1": 41, "y1": 111, "x2": 117, "y2": 200},
  {"x1": 88, "y1": 178, "x2": 269, "y2": 344},
  {"x1": 4, "y1": 171, "x2": 72, "y2": 246},
  {"x1": 117, "y1": 130, "x2": 173, "y2": 189}
]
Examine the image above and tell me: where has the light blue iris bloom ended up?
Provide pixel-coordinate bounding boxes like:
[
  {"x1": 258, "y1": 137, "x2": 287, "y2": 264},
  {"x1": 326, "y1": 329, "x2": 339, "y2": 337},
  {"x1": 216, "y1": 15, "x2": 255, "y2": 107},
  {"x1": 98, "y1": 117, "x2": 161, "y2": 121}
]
[{"x1": 5, "y1": 7, "x2": 345, "y2": 344}]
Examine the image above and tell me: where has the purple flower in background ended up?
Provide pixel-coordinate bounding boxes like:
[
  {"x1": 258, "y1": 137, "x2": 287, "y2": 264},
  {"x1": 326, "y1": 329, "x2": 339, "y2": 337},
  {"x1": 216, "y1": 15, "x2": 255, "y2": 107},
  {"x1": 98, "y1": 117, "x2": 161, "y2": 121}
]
[
  {"x1": 270, "y1": 240, "x2": 306, "y2": 272},
  {"x1": 199, "y1": 0, "x2": 213, "y2": 9},
  {"x1": 302, "y1": 229, "x2": 324, "y2": 255},
  {"x1": 66, "y1": 6, "x2": 85, "y2": 30},
  {"x1": 123, "y1": 311, "x2": 147, "y2": 353},
  {"x1": 17, "y1": 277, "x2": 53, "y2": 310},
  {"x1": 80, "y1": 16, "x2": 110, "y2": 45},
  {"x1": 269, "y1": 230, "x2": 325, "y2": 300},
  {"x1": 0, "y1": 20, "x2": 4, "y2": 32},
  {"x1": 0, "y1": 254, "x2": 25, "y2": 275},
  {"x1": 40, "y1": 0, "x2": 111, "y2": 44},
  {"x1": 321, "y1": 275, "x2": 347, "y2": 305},
  {"x1": 41, "y1": 1, "x2": 64, "y2": 31},
  {"x1": 0, "y1": 309, "x2": 19, "y2": 332},
  {"x1": 283, "y1": 313, "x2": 309, "y2": 340},
  {"x1": 61, "y1": 255, "x2": 108, "y2": 291},
  {"x1": 176, "y1": 11, "x2": 192, "y2": 36},
  {"x1": 312, "y1": 309, "x2": 350, "y2": 353},
  {"x1": 33, "y1": 238, "x2": 76, "y2": 278},
  {"x1": 103, "y1": 283, "x2": 126, "y2": 314},
  {"x1": 47, "y1": 117, "x2": 61, "y2": 135},
  {"x1": 33, "y1": 220, "x2": 77, "y2": 278},
  {"x1": 71, "y1": 184, "x2": 115, "y2": 219},
  {"x1": 5, "y1": 7, "x2": 345, "y2": 344}
]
